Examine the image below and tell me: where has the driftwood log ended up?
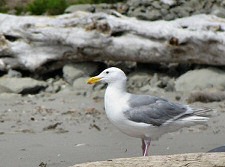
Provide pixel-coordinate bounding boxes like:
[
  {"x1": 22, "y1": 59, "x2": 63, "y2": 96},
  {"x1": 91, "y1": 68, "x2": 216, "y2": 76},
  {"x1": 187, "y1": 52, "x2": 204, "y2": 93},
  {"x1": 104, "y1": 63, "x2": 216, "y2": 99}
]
[
  {"x1": 70, "y1": 153, "x2": 225, "y2": 167},
  {"x1": 0, "y1": 12, "x2": 225, "y2": 72}
]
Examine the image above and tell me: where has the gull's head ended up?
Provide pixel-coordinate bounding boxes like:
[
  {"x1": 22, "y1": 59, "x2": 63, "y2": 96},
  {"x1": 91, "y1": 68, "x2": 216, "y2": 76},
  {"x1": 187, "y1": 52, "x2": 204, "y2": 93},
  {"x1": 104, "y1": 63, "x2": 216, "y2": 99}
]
[{"x1": 87, "y1": 67, "x2": 127, "y2": 84}]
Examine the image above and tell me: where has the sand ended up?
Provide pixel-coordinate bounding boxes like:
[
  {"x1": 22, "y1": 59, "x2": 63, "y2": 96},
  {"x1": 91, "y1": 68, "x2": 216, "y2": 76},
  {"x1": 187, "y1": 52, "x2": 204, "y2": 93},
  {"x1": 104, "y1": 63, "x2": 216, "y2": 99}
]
[{"x1": 0, "y1": 91, "x2": 224, "y2": 167}]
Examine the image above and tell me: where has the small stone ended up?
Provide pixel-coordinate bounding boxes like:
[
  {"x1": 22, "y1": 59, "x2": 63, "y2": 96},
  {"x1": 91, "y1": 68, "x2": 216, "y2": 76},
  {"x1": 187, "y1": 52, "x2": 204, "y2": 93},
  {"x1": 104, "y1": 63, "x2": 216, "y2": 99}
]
[
  {"x1": 175, "y1": 95, "x2": 181, "y2": 101},
  {"x1": 164, "y1": 13, "x2": 175, "y2": 20},
  {"x1": 146, "y1": 10, "x2": 162, "y2": 20},
  {"x1": 160, "y1": 8, "x2": 168, "y2": 15},
  {"x1": 152, "y1": 1, "x2": 161, "y2": 9},
  {"x1": 7, "y1": 69, "x2": 22, "y2": 78}
]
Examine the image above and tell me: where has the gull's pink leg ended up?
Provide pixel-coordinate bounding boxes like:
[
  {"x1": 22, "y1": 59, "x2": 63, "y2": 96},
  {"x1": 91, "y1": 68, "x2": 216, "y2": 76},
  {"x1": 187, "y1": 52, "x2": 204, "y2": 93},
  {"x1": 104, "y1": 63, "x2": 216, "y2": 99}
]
[
  {"x1": 141, "y1": 139, "x2": 145, "y2": 155},
  {"x1": 142, "y1": 139, "x2": 151, "y2": 156}
]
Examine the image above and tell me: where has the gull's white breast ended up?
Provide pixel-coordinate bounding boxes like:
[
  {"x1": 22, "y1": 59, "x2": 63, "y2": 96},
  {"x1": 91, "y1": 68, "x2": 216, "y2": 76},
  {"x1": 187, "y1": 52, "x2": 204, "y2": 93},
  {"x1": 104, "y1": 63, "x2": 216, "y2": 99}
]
[{"x1": 104, "y1": 86, "x2": 153, "y2": 138}]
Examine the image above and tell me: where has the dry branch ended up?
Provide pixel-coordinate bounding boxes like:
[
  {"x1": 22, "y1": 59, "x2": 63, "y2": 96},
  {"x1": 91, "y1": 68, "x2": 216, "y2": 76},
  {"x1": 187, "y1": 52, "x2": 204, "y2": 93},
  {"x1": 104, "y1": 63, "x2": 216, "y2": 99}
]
[{"x1": 70, "y1": 153, "x2": 225, "y2": 167}]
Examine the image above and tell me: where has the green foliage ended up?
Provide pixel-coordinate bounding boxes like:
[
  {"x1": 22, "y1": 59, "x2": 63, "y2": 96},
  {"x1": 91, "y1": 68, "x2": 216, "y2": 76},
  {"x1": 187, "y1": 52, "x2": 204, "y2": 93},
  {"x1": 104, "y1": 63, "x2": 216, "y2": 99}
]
[
  {"x1": 0, "y1": 0, "x2": 8, "y2": 13},
  {"x1": 27, "y1": 0, "x2": 68, "y2": 15},
  {"x1": 73, "y1": 0, "x2": 126, "y2": 4}
]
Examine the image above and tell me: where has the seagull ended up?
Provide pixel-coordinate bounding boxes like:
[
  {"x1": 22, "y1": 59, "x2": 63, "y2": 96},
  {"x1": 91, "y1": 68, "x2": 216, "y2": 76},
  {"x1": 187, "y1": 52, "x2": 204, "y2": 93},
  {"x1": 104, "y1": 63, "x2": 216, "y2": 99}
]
[{"x1": 87, "y1": 67, "x2": 212, "y2": 156}]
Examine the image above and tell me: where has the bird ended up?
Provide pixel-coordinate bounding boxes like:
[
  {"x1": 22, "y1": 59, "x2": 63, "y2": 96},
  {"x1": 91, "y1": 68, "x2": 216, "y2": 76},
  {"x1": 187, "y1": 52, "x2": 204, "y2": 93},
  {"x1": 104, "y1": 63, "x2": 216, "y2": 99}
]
[{"x1": 87, "y1": 67, "x2": 212, "y2": 156}]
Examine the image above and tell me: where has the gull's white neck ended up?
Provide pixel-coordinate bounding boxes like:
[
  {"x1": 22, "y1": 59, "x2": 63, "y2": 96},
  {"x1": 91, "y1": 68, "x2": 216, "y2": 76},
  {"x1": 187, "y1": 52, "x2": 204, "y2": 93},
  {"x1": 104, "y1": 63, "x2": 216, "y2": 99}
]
[
  {"x1": 105, "y1": 80, "x2": 127, "y2": 100},
  {"x1": 104, "y1": 80, "x2": 130, "y2": 123}
]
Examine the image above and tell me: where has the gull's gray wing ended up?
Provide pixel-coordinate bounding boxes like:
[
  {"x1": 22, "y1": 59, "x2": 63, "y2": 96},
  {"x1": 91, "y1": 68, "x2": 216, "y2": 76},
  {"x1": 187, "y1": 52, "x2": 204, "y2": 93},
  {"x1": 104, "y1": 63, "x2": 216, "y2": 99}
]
[{"x1": 124, "y1": 94, "x2": 189, "y2": 126}]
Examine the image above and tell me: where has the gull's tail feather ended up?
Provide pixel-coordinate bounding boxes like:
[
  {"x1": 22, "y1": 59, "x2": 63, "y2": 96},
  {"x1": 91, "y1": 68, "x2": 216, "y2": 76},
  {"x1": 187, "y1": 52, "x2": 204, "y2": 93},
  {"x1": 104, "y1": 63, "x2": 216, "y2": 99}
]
[
  {"x1": 192, "y1": 107, "x2": 216, "y2": 117},
  {"x1": 176, "y1": 107, "x2": 215, "y2": 125},
  {"x1": 180, "y1": 115, "x2": 209, "y2": 123}
]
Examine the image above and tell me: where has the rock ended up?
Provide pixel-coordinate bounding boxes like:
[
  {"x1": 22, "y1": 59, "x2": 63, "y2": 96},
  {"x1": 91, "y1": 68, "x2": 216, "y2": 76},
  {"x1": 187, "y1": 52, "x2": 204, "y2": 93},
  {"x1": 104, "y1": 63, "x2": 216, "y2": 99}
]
[
  {"x1": 65, "y1": 4, "x2": 95, "y2": 13},
  {"x1": 0, "y1": 85, "x2": 13, "y2": 94},
  {"x1": 211, "y1": 6, "x2": 225, "y2": 18},
  {"x1": 149, "y1": 73, "x2": 160, "y2": 88},
  {"x1": 188, "y1": 0, "x2": 205, "y2": 11},
  {"x1": 160, "y1": 0, "x2": 175, "y2": 6},
  {"x1": 187, "y1": 91, "x2": 225, "y2": 103},
  {"x1": 145, "y1": 9, "x2": 162, "y2": 20},
  {"x1": 63, "y1": 62, "x2": 99, "y2": 84},
  {"x1": 127, "y1": 72, "x2": 152, "y2": 91},
  {"x1": 151, "y1": 1, "x2": 161, "y2": 9},
  {"x1": 175, "y1": 68, "x2": 225, "y2": 92},
  {"x1": 160, "y1": 8, "x2": 169, "y2": 16},
  {"x1": 164, "y1": 13, "x2": 176, "y2": 20},
  {"x1": 171, "y1": 6, "x2": 190, "y2": 18},
  {"x1": 127, "y1": 0, "x2": 141, "y2": 7},
  {"x1": 0, "y1": 77, "x2": 47, "y2": 94},
  {"x1": 6, "y1": 69, "x2": 22, "y2": 78},
  {"x1": 117, "y1": 3, "x2": 129, "y2": 14},
  {"x1": 45, "y1": 78, "x2": 65, "y2": 93},
  {"x1": 72, "y1": 77, "x2": 92, "y2": 95},
  {"x1": 0, "y1": 92, "x2": 21, "y2": 98}
]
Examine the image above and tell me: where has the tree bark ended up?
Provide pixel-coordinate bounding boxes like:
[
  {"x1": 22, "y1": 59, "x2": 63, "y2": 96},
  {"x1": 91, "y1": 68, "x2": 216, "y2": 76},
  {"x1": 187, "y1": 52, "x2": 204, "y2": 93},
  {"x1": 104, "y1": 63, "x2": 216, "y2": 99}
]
[
  {"x1": 70, "y1": 153, "x2": 225, "y2": 167},
  {"x1": 0, "y1": 12, "x2": 225, "y2": 72}
]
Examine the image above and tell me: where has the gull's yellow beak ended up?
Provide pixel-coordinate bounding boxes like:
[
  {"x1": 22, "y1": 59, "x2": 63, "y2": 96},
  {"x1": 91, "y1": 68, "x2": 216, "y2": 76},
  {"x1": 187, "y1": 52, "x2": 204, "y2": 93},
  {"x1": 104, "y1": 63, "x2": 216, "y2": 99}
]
[{"x1": 87, "y1": 76, "x2": 101, "y2": 84}]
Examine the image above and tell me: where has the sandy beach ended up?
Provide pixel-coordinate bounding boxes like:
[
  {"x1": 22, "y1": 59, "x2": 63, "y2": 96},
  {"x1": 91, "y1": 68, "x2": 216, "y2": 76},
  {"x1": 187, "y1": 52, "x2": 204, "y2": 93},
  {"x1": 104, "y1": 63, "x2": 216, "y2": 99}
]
[{"x1": 0, "y1": 90, "x2": 224, "y2": 167}]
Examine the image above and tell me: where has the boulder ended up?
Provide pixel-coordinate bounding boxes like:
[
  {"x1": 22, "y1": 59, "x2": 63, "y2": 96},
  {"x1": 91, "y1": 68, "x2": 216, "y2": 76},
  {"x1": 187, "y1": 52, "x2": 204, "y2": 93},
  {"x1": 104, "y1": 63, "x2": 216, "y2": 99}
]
[
  {"x1": 0, "y1": 77, "x2": 47, "y2": 94},
  {"x1": 72, "y1": 77, "x2": 92, "y2": 95},
  {"x1": 65, "y1": 4, "x2": 95, "y2": 13},
  {"x1": 175, "y1": 68, "x2": 225, "y2": 92},
  {"x1": 0, "y1": 85, "x2": 13, "y2": 94},
  {"x1": 63, "y1": 62, "x2": 99, "y2": 84}
]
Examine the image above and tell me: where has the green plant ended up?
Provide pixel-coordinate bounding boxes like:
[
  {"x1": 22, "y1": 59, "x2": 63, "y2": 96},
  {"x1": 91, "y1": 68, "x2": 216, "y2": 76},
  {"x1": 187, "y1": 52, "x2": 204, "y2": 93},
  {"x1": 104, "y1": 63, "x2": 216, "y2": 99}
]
[
  {"x1": 46, "y1": 0, "x2": 68, "y2": 15},
  {"x1": 72, "y1": 0, "x2": 126, "y2": 4},
  {"x1": 27, "y1": 0, "x2": 68, "y2": 15},
  {"x1": 0, "y1": 0, "x2": 8, "y2": 13}
]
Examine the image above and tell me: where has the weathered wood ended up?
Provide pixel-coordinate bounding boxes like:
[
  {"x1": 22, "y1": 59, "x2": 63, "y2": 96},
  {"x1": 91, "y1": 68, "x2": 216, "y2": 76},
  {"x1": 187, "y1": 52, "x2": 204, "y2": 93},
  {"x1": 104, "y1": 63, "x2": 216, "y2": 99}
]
[
  {"x1": 0, "y1": 12, "x2": 225, "y2": 72},
  {"x1": 70, "y1": 153, "x2": 225, "y2": 167}
]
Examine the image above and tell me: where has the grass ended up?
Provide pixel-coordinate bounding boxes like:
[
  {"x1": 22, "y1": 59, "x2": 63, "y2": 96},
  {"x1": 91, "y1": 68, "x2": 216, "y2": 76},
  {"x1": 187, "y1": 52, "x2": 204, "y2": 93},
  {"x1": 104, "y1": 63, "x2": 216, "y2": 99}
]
[
  {"x1": 73, "y1": 0, "x2": 126, "y2": 4},
  {"x1": 27, "y1": 0, "x2": 68, "y2": 15},
  {"x1": 0, "y1": 0, "x2": 127, "y2": 15}
]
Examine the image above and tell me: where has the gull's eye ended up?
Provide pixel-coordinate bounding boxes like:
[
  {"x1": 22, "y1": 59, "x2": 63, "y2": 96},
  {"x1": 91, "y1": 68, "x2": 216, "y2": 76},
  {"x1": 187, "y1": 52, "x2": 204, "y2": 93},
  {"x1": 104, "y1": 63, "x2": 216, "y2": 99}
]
[{"x1": 106, "y1": 71, "x2": 109, "y2": 74}]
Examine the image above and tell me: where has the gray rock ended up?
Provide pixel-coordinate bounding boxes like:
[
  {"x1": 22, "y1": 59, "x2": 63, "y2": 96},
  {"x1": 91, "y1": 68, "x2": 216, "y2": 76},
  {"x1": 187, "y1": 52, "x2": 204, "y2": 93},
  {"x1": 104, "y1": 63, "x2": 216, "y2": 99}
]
[
  {"x1": 0, "y1": 85, "x2": 13, "y2": 94},
  {"x1": 188, "y1": 0, "x2": 205, "y2": 10},
  {"x1": 211, "y1": 6, "x2": 225, "y2": 18},
  {"x1": 65, "y1": 4, "x2": 95, "y2": 13},
  {"x1": 133, "y1": 8, "x2": 161, "y2": 21},
  {"x1": 160, "y1": 8, "x2": 169, "y2": 16},
  {"x1": 145, "y1": 10, "x2": 162, "y2": 20},
  {"x1": 72, "y1": 77, "x2": 92, "y2": 95},
  {"x1": 7, "y1": 69, "x2": 22, "y2": 78},
  {"x1": 0, "y1": 77, "x2": 47, "y2": 94},
  {"x1": 152, "y1": 1, "x2": 161, "y2": 9},
  {"x1": 45, "y1": 78, "x2": 64, "y2": 93},
  {"x1": 160, "y1": 0, "x2": 175, "y2": 6},
  {"x1": 127, "y1": 0, "x2": 141, "y2": 7},
  {"x1": 63, "y1": 62, "x2": 99, "y2": 84},
  {"x1": 171, "y1": 6, "x2": 190, "y2": 18},
  {"x1": 175, "y1": 68, "x2": 225, "y2": 92},
  {"x1": 161, "y1": 3, "x2": 170, "y2": 10},
  {"x1": 128, "y1": 72, "x2": 152, "y2": 91},
  {"x1": 0, "y1": 92, "x2": 21, "y2": 99},
  {"x1": 117, "y1": 3, "x2": 129, "y2": 14},
  {"x1": 94, "y1": 3, "x2": 113, "y2": 12},
  {"x1": 164, "y1": 13, "x2": 175, "y2": 20}
]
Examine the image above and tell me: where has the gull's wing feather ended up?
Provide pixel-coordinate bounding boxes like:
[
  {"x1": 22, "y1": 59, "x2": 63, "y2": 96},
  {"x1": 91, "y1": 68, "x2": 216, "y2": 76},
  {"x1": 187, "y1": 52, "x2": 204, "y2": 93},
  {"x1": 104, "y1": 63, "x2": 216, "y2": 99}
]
[{"x1": 124, "y1": 95, "x2": 190, "y2": 126}]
